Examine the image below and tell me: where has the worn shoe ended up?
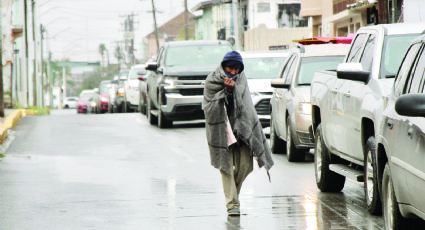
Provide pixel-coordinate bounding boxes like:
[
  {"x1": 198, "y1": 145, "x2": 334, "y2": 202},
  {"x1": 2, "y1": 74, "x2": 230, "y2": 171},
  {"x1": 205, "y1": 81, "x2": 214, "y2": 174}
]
[{"x1": 227, "y1": 208, "x2": 241, "y2": 216}]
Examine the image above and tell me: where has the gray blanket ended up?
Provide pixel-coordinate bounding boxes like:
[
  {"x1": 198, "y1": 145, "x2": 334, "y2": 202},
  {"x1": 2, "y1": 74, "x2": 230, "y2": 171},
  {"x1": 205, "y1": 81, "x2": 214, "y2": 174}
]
[{"x1": 202, "y1": 65, "x2": 274, "y2": 176}]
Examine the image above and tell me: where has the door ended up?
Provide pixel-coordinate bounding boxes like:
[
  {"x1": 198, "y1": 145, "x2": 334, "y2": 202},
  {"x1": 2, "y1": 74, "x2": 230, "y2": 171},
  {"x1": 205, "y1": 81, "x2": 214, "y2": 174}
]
[
  {"x1": 339, "y1": 33, "x2": 376, "y2": 159},
  {"x1": 397, "y1": 44, "x2": 425, "y2": 210},
  {"x1": 273, "y1": 55, "x2": 296, "y2": 139},
  {"x1": 148, "y1": 47, "x2": 165, "y2": 108},
  {"x1": 385, "y1": 42, "x2": 424, "y2": 206}
]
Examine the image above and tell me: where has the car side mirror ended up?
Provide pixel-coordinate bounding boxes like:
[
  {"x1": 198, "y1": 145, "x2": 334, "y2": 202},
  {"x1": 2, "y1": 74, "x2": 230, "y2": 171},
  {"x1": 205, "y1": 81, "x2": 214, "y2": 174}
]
[
  {"x1": 395, "y1": 93, "x2": 425, "y2": 117},
  {"x1": 270, "y1": 79, "x2": 290, "y2": 89},
  {"x1": 146, "y1": 63, "x2": 158, "y2": 71},
  {"x1": 336, "y1": 63, "x2": 370, "y2": 83}
]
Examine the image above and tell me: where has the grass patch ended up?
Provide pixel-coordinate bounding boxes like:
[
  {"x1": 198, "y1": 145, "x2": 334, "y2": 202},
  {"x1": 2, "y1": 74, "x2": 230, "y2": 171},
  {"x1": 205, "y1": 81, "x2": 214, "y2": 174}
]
[
  {"x1": 0, "y1": 152, "x2": 5, "y2": 158},
  {"x1": 28, "y1": 106, "x2": 51, "y2": 115}
]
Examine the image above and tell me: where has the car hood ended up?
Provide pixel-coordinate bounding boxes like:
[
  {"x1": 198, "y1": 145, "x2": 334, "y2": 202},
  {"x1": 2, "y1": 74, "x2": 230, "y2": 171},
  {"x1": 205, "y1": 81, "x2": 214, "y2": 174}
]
[
  {"x1": 78, "y1": 101, "x2": 89, "y2": 106},
  {"x1": 247, "y1": 79, "x2": 273, "y2": 93},
  {"x1": 164, "y1": 65, "x2": 217, "y2": 76},
  {"x1": 100, "y1": 92, "x2": 110, "y2": 98}
]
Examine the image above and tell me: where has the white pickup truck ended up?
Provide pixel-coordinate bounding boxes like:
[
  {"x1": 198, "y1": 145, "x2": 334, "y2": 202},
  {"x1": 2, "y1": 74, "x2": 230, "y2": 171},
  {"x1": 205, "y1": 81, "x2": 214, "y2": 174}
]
[{"x1": 310, "y1": 23, "x2": 425, "y2": 215}]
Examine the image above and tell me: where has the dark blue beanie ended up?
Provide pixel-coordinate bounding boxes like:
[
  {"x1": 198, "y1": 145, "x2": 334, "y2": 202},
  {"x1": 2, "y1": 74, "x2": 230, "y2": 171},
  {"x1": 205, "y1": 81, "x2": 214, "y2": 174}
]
[{"x1": 221, "y1": 51, "x2": 244, "y2": 72}]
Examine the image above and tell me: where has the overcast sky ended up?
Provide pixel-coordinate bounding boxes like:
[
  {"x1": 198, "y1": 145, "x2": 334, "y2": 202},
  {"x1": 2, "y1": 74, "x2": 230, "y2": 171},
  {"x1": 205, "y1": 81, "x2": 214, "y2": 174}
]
[{"x1": 38, "y1": 0, "x2": 205, "y2": 62}]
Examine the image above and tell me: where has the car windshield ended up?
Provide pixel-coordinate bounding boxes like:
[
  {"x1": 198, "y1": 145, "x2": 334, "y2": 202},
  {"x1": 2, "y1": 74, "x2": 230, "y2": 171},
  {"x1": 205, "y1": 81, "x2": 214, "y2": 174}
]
[
  {"x1": 243, "y1": 56, "x2": 286, "y2": 79},
  {"x1": 296, "y1": 56, "x2": 345, "y2": 85},
  {"x1": 79, "y1": 95, "x2": 93, "y2": 101},
  {"x1": 165, "y1": 45, "x2": 232, "y2": 67},
  {"x1": 129, "y1": 67, "x2": 146, "y2": 80},
  {"x1": 101, "y1": 84, "x2": 113, "y2": 93},
  {"x1": 381, "y1": 34, "x2": 419, "y2": 79}
]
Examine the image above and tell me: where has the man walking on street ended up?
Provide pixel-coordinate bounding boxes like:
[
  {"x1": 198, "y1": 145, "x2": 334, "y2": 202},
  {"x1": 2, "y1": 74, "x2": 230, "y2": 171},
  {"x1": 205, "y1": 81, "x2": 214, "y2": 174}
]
[{"x1": 203, "y1": 51, "x2": 274, "y2": 216}]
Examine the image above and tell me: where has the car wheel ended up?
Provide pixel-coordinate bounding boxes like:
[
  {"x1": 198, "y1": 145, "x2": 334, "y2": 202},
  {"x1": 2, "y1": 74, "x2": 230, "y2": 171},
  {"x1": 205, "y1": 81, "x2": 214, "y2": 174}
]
[
  {"x1": 270, "y1": 115, "x2": 286, "y2": 154},
  {"x1": 140, "y1": 97, "x2": 146, "y2": 115},
  {"x1": 158, "y1": 93, "x2": 172, "y2": 128},
  {"x1": 364, "y1": 136, "x2": 382, "y2": 215},
  {"x1": 158, "y1": 108, "x2": 172, "y2": 128},
  {"x1": 382, "y1": 163, "x2": 420, "y2": 230},
  {"x1": 123, "y1": 102, "x2": 128, "y2": 113},
  {"x1": 286, "y1": 116, "x2": 305, "y2": 162},
  {"x1": 147, "y1": 97, "x2": 157, "y2": 125},
  {"x1": 314, "y1": 124, "x2": 345, "y2": 192}
]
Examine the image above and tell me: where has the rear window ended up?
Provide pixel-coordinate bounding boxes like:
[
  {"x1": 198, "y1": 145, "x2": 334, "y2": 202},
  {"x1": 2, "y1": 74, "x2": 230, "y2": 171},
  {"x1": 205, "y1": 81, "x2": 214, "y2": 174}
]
[
  {"x1": 381, "y1": 34, "x2": 419, "y2": 79},
  {"x1": 165, "y1": 45, "x2": 232, "y2": 67},
  {"x1": 129, "y1": 67, "x2": 147, "y2": 80},
  {"x1": 296, "y1": 56, "x2": 345, "y2": 85},
  {"x1": 243, "y1": 56, "x2": 286, "y2": 79}
]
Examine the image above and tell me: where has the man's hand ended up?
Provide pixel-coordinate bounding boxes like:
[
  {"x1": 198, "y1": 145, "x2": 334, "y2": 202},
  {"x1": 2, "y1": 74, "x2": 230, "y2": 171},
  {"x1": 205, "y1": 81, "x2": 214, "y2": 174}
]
[{"x1": 224, "y1": 77, "x2": 235, "y2": 92}]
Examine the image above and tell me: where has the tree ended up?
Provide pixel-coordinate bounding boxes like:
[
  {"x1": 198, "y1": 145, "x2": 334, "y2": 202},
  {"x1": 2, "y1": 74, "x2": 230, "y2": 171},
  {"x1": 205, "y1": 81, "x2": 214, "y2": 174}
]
[{"x1": 98, "y1": 44, "x2": 107, "y2": 67}]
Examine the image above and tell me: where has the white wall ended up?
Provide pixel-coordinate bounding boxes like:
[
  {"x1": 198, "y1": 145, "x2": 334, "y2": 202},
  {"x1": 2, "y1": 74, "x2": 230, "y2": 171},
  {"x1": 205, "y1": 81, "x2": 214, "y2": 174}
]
[
  {"x1": 248, "y1": 0, "x2": 301, "y2": 29},
  {"x1": 403, "y1": 0, "x2": 425, "y2": 22}
]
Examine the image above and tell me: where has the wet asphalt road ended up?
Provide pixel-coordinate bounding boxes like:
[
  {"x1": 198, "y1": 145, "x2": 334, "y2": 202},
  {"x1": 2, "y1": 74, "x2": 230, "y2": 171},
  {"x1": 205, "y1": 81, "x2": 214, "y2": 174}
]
[{"x1": 0, "y1": 110, "x2": 385, "y2": 229}]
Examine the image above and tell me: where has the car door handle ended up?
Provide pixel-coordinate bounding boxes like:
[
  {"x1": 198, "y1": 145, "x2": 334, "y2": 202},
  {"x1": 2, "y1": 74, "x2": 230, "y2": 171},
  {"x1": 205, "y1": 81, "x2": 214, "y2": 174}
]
[
  {"x1": 387, "y1": 119, "x2": 393, "y2": 129},
  {"x1": 330, "y1": 88, "x2": 337, "y2": 94},
  {"x1": 408, "y1": 127, "x2": 414, "y2": 138},
  {"x1": 343, "y1": 92, "x2": 351, "y2": 97}
]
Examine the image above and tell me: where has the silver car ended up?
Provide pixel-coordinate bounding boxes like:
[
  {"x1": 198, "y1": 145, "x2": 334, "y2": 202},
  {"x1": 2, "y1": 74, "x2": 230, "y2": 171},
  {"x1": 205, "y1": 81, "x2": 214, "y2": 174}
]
[
  {"x1": 240, "y1": 51, "x2": 289, "y2": 128},
  {"x1": 377, "y1": 34, "x2": 425, "y2": 229},
  {"x1": 270, "y1": 43, "x2": 349, "y2": 162}
]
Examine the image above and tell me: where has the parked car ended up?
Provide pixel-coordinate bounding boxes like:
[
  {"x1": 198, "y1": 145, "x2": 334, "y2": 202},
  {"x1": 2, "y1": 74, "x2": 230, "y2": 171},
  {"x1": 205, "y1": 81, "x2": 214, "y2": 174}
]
[
  {"x1": 377, "y1": 34, "x2": 425, "y2": 229},
  {"x1": 125, "y1": 64, "x2": 147, "y2": 112},
  {"x1": 63, "y1": 96, "x2": 78, "y2": 109},
  {"x1": 138, "y1": 64, "x2": 151, "y2": 115},
  {"x1": 145, "y1": 40, "x2": 233, "y2": 128},
  {"x1": 240, "y1": 51, "x2": 288, "y2": 128},
  {"x1": 270, "y1": 43, "x2": 349, "y2": 162},
  {"x1": 97, "y1": 81, "x2": 113, "y2": 113},
  {"x1": 310, "y1": 23, "x2": 425, "y2": 215},
  {"x1": 77, "y1": 90, "x2": 97, "y2": 114},
  {"x1": 112, "y1": 69, "x2": 130, "y2": 113}
]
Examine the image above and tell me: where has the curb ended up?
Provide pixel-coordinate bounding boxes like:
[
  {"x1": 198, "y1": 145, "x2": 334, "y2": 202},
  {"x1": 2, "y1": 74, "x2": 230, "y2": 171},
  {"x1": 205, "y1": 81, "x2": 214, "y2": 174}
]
[{"x1": 0, "y1": 109, "x2": 36, "y2": 145}]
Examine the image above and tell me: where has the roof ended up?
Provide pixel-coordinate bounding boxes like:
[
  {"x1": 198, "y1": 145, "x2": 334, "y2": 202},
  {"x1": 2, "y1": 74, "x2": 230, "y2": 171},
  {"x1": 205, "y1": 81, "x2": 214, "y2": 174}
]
[
  {"x1": 293, "y1": 36, "x2": 354, "y2": 45},
  {"x1": 240, "y1": 51, "x2": 289, "y2": 59},
  {"x1": 146, "y1": 11, "x2": 195, "y2": 39},
  {"x1": 359, "y1": 22, "x2": 425, "y2": 36},
  {"x1": 165, "y1": 40, "x2": 232, "y2": 47},
  {"x1": 293, "y1": 43, "x2": 351, "y2": 57},
  {"x1": 191, "y1": 0, "x2": 232, "y2": 12}
]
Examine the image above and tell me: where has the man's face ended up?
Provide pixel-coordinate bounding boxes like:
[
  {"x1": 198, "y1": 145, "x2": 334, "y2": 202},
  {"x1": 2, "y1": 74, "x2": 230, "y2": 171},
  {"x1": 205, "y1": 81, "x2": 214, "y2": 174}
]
[{"x1": 224, "y1": 67, "x2": 240, "y2": 77}]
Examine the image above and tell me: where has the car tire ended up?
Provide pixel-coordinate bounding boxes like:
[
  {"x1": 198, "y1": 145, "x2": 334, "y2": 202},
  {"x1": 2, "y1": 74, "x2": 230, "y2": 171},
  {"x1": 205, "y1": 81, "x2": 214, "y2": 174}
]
[
  {"x1": 158, "y1": 108, "x2": 172, "y2": 128},
  {"x1": 364, "y1": 136, "x2": 382, "y2": 215},
  {"x1": 382, "y1": 163, "x2": 424, "y2": 230},
  {"x1": 286, "y1": 116, "x2": 305, "y2": 162},
  {"x1": 147, "y1": 97, "x2": 157, "y2": 125},
  {"x1": 123, "y1": 102, "x2": 128, "y2": 113},
  {"x1": 140, "y1": 97, "x2": 146, "y2": 115},
  {"x1": 270, "y1": 114, "x2": 286, "y2": 154},
  {"x1": 158, "y1": 93, "x2": 172, "y2": 128},
  {"x1": 314, "y1": 124, "x2": 345, "y2": 192}
]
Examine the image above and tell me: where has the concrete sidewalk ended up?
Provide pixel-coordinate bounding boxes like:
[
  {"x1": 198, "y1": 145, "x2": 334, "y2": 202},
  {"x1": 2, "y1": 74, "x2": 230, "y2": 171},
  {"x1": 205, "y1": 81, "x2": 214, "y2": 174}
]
[{"x1": 0, "y1": 109, "x2": 36, "y2": 145}]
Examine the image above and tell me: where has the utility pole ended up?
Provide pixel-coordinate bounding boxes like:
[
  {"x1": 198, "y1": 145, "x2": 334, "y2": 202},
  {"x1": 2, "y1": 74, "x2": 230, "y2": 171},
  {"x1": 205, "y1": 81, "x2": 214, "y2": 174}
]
[
  {"x1": 40, "y1": 24, "x2": 45, "y2": 107},
  {"x1": 184, "y1": 0, "x2": 189, "y2": 40},
  {"x1": 32, "y1": 0, "x2": 37, "y2": 106},
  {"x1": 232, "y1": 0, "x2": 241, "y2": 50},
  {"x1": 151, "y1": 0, "x2": 160, "y2": 53},
  {"x1": 0, "y1": 0, "x2": 4, "y2": 117}
]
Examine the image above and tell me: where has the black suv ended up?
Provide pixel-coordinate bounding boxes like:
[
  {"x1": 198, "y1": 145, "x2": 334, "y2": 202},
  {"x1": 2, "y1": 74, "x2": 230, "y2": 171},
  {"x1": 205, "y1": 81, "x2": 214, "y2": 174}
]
[{"x1": 145, "y1": 40, "x2": 233, "y2": 128}]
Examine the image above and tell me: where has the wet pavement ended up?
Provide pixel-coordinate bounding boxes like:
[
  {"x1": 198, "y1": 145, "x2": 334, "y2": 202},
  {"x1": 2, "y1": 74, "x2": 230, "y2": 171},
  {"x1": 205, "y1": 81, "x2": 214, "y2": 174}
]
[{"x1": 0, "y1": 110, "x2": 385, "y2": 229}]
